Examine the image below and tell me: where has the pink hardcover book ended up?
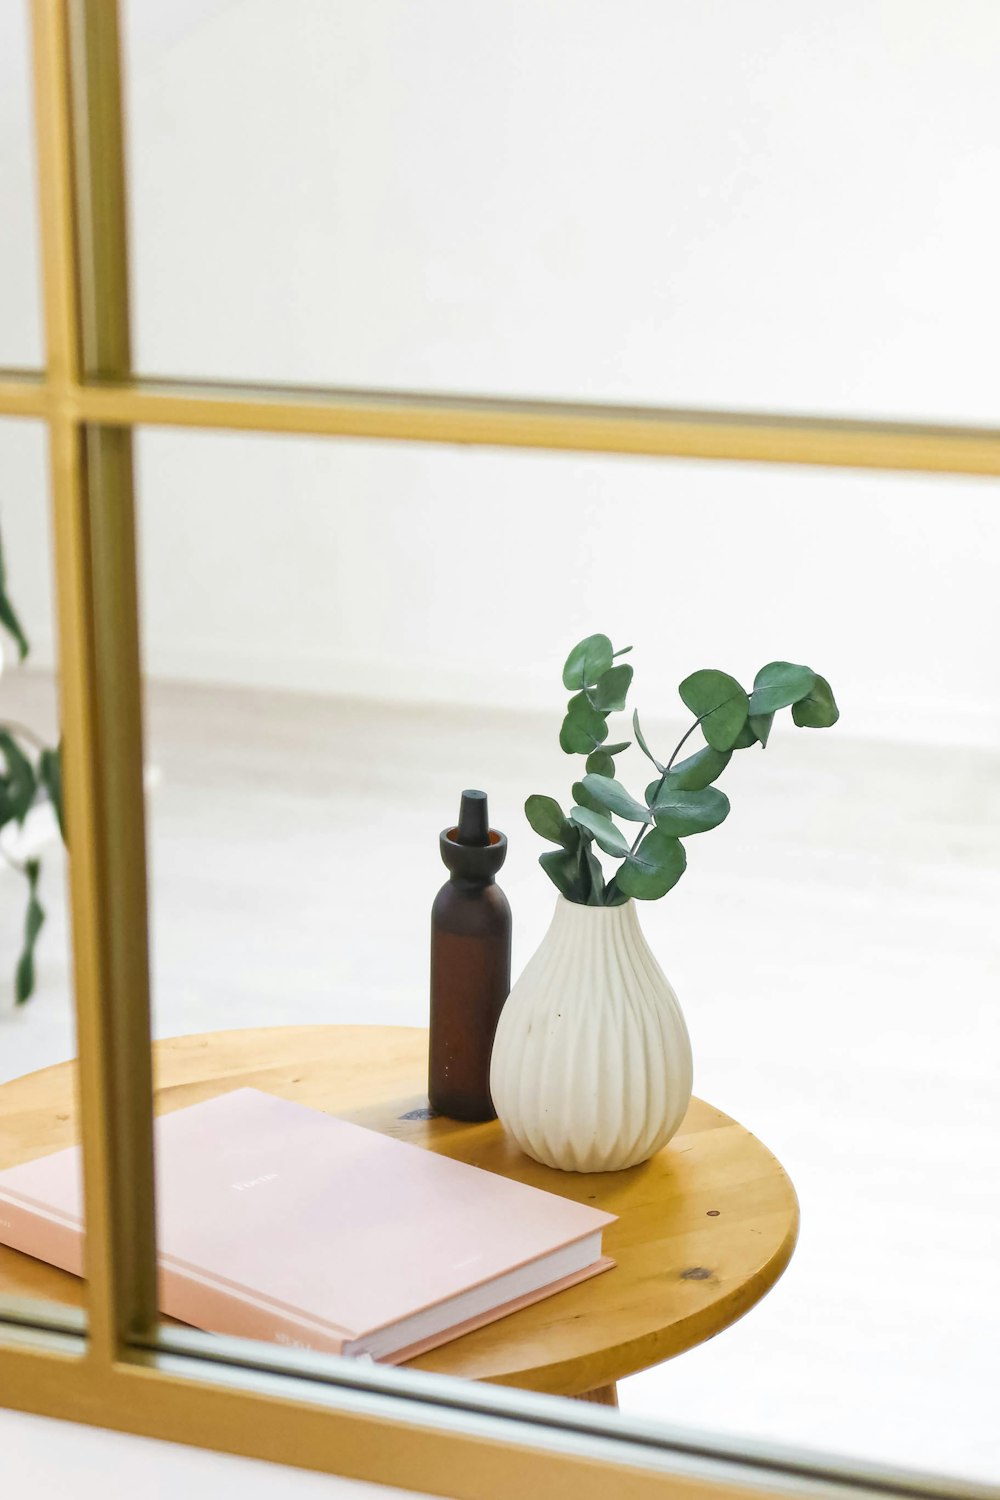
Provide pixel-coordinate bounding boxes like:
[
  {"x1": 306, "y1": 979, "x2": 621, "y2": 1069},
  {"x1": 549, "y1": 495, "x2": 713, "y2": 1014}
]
[{"x1": 0, "y1": 1087, "x2": 615, "y2": 1362}]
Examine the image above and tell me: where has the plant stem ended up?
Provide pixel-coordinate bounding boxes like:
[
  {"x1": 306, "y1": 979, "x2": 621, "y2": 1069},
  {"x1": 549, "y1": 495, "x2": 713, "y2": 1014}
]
[{"x1": 624, "y1": 712, "x2": 710, "y2": 861}]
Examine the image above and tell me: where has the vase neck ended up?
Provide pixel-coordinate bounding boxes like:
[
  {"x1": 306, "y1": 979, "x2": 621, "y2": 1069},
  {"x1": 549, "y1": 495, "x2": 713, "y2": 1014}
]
[{"x1": 551, "y1": 895, "x2": 641, "y2": 937}]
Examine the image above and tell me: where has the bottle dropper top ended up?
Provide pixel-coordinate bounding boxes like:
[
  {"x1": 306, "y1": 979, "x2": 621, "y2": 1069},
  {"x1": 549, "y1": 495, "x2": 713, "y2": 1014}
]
[
  {"x1": 440, "y1": 789, "x2": 507, "y2": 882},
  {"x1": 456, "y1": 789, "x2": 489, "y2": 846}
]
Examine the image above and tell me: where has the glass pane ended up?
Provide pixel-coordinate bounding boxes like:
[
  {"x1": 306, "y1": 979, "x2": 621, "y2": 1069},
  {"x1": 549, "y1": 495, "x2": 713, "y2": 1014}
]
[
  {"x1": 0, "y1": 417, "x2": 84, "y2": 1334},
  {"x1": 133, "y1": 426, "x2": 999, "y2": 1483},
  {"x1": 0, "y1": 2, "x2": 44, "y2": 368},
  {"x1": 123, "y1": 0, "x2": 1000, "y2": 424}
]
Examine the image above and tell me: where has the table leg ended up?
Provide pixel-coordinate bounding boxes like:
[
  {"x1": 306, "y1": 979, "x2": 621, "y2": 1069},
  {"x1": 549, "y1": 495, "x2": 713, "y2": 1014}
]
[{"x1": 573, "y1": 1383, "x2": 618, "y2": 1407}]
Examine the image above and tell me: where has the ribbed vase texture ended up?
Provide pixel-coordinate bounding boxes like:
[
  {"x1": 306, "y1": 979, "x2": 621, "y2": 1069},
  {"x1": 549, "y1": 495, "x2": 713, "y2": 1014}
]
[{"x1": 490, "y1": 897, "x2": 693, "y2": 1172}]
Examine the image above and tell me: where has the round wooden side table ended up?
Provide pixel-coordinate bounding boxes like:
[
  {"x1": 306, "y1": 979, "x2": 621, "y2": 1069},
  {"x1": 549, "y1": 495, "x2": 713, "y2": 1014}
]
[{"x1": 0, "y1": 1025, "x2": 798, "y2": 1405}]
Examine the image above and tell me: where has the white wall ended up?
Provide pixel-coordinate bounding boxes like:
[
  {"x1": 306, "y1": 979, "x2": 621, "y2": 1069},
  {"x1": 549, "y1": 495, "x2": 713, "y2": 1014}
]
[
  {"x1": 2, "y1": 0, "x2": 1000, "y2": 746},
  {"x1": 120, "y1": 0, "x2": 1000, "y2": 423},
  {"x1": 0, "y1": 2, "x2": 42, "y2": 368},
  {"x1": 4, "y1": 421, "x2": 999, "y2": 748}
]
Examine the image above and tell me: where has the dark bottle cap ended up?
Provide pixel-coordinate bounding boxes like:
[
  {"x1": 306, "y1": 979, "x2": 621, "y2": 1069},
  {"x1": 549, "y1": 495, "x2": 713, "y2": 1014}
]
[
  {"x1": 456, "y1": 789, "x2": 489, "y2": 846},
  {"x1": 440, "y1": 789, "x2": 507, "y2": 882}
]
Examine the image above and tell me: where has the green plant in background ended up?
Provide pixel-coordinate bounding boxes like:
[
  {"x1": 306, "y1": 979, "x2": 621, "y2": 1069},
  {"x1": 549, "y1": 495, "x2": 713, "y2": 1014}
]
[
  {"x1": 0, "y1": 524, "x2": 64, "y2": 1003},
  {"x1": 526, "y1": 632, "x2": 838, "y2": 906}
]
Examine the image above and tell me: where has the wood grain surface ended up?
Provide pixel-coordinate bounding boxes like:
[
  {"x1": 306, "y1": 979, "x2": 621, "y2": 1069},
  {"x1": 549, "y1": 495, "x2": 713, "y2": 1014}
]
[{"x1": 0, "y1": 1025, "x2": 798, "y2": 1397}]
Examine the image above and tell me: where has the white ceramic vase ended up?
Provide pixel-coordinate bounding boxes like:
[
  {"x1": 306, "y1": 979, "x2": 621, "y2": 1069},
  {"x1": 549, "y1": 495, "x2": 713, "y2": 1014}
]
[{"x1": 489, "y1": 897, "x2": 693, "y2": 1172}]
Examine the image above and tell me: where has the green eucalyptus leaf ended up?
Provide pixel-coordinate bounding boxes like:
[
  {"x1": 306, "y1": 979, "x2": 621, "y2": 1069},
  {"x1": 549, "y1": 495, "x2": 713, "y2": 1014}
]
[
  {"x1": 632, "y1": 709, "x2": 665, "y2": 772},
  {"x1": 570, "y1": 805, "x2": 631, "y2": 858},
  {"x1": 792, "y1": 674, "x2": 840, "y2": 728},
  {"x1": 581, "y1": 842, "x2": 607, "y2": 906},
  {"x1": 573, "y1": 779, "x2": 605, "y2": 815},
  {"x1": 617, "y1": 829, "x2": 687, "y2": 900},
  {"x1": 651, "y1": 785, "x2": 730, "y2": 837},
  {"x1": 39, "y1": 743, "x2": 64, "y2": 840},
  {"x1": 678, "y1": 669, "x2": 749, "y2": 752},
  {"x1": 525, "y1": 794, "x2": 574, "y2": 846},
  {"x1": 585, "y1": 750, "x2": 615, "y2": 777},
  {"x1": 748, "y1": 711, "x2": 775, "y2": 748},
  {"x1": 0, "y1": 731, "x2": 37, "y2": 825},
  {"x1": 14, "y1": 859, "x2": 45, "y2": 1005},
  {"x1": 603, "y1": 878, "x2": 630, "y2": 906},
  {"x1": 731, "y1": 721, "x2": 760, "y2": 749},
  {"x1": 559, "y1": 694, "x2": 609, "y2": 755},
  {"x1": 603, "y1": 740, "x2": 632, "y2": 755},
  {"x1": 580, "y1": 773, "x2": 651, "y2": 824},
  {"x1": 0, "y1": 530, "x2": 30, "y2": 661},
  {"x1": 562, "y1": 633, "x2": 614, "y2": 690},
  {"x1": 748, "y1": 661, "x2": 816, "y2": 716},
  {"x1": 539, "y1": 847, "x2": 586, "y2": 901},
  {"x1": 663, "y1": 744, "x2": 732, "y2": 790},
  {"x1": 587, "y1": 663, "x2": 633, "y2": 712}
]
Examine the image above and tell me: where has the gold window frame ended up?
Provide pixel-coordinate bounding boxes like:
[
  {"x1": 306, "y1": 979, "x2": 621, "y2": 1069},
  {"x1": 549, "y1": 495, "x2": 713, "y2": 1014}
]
[{"x1": 1, "y1": 3, "x2": 998, "y2": 1497}]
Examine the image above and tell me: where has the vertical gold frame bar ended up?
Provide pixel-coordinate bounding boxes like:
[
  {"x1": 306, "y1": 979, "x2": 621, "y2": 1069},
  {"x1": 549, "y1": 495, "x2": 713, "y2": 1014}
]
[{"x1": 29, "y1": 0, "x2": 157, "y2": 1362}]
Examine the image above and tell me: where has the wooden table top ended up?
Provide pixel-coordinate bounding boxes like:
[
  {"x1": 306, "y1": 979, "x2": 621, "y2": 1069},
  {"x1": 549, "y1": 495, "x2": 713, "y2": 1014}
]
[{"x1": 0, "y1": 1025, "x2": 798, "y2": 1397}]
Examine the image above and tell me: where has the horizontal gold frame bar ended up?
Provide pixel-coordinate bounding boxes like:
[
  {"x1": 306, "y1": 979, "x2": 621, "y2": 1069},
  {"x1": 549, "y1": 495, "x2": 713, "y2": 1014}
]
[
  {"x1": 3, "y1": 1333, "x2": 994, "y2": 1500},
  {"x1": 5, "y1": 367, "x2": 1000, "y2": 476},
  {"x1": 0, "y1": 1335, "x2": 792, "y2": 1500},
  {"x1": 0, "y1": 370, "x2": 49, "y2": 418},
  {"x1": 65, "y1": 378, "x2": 1000, "y2": 475}
]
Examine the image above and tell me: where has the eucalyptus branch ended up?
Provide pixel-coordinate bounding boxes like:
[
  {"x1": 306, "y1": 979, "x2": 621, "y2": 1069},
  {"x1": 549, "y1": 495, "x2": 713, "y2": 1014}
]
[
  {"x1": 625, "y1": 712, "x2": 709, "y2": 860},
  {"x1": 1, "y1": 522, "x2": 60, "y2": 1001},
  {"x1": 527, "y1": 634, "x2": 839, "y2": 906}
]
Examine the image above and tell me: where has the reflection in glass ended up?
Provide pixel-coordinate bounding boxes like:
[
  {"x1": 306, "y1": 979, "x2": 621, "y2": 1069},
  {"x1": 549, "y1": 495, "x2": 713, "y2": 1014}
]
[
  {"x1": 0, "y1": 3, "x2": 44, "y2": 368},
  {"x1": 123, "y1": 0, "x2": 1000, "y2": 423},
  {"x1": 132, "y1": 427, "x2": 1000, "y2": 1481},
  {"x1": 0, "y1": 418, "x2": 84, "y2": 1329}
]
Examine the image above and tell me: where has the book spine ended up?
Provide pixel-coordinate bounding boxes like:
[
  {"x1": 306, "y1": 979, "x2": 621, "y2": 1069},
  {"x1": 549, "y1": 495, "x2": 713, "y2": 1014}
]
[
  {"x1": 157, "y1": 1264, "x2": 350, "y2": 1355},
  {"x1": 0, "y1": 1196, "x2": 84, "y2": 1278},
  {"x1": 0, "y1": 1195, "x2": 347, "y2": 1357}
]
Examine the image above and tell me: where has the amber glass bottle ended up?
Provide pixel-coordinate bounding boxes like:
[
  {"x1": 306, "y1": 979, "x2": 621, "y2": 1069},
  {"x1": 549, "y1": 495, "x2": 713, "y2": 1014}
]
[{"x1": 429, "y1": 791, "x2": 511, "y2": 1121}]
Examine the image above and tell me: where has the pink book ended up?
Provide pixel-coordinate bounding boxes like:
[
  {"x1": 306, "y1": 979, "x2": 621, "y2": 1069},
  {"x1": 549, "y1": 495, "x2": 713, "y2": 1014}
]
[{"x1": 0, "y1": 1087, "x2": 614, "y2": 1362}]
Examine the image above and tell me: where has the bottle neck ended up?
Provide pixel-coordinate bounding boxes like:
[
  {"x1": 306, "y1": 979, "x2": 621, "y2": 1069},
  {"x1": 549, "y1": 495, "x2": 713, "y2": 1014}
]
[{"x1": 449, "y1": 873, "x2": 495, "y2": 892}]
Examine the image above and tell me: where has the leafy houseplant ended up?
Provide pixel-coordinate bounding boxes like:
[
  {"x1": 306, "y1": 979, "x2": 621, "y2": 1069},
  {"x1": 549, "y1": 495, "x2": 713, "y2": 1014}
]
[
  {"x1": 490, "y1": 633, "x2": 838, "y2": 1173},
  {"x1": 0, "y1": 525, "x2": 64, "y2": 1005}
]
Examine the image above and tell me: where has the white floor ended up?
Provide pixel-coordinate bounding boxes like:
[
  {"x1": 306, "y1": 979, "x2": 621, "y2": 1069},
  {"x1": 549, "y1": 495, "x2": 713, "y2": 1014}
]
[{"x1": 2, "y1": 671, "x2": 999, "y2": 1487}]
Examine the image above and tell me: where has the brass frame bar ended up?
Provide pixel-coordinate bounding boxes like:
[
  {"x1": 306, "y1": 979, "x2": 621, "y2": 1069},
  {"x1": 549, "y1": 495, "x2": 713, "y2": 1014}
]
[
  {"x1": 6, "y1": 363, "x2": 1000, "y2": 476},
  {"x1": 0, "y1": 370, "x2": 50, "y2": 418},
  {"x1": 28, "y1": 0, "x2": 157, "y2": 1365},
  {"x1": 2, "y1": 1336, "x2": 998, "y2": 1500},
  {"x1": 4, "y1": 370, "x2": 1000, "y2": 475},
  {"x1": 6, "y1": 359, "x2": 1000, "y2": 477},
  {"x1": 4, "y1": 1, "x2": 1000, "y2": 1496}
]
